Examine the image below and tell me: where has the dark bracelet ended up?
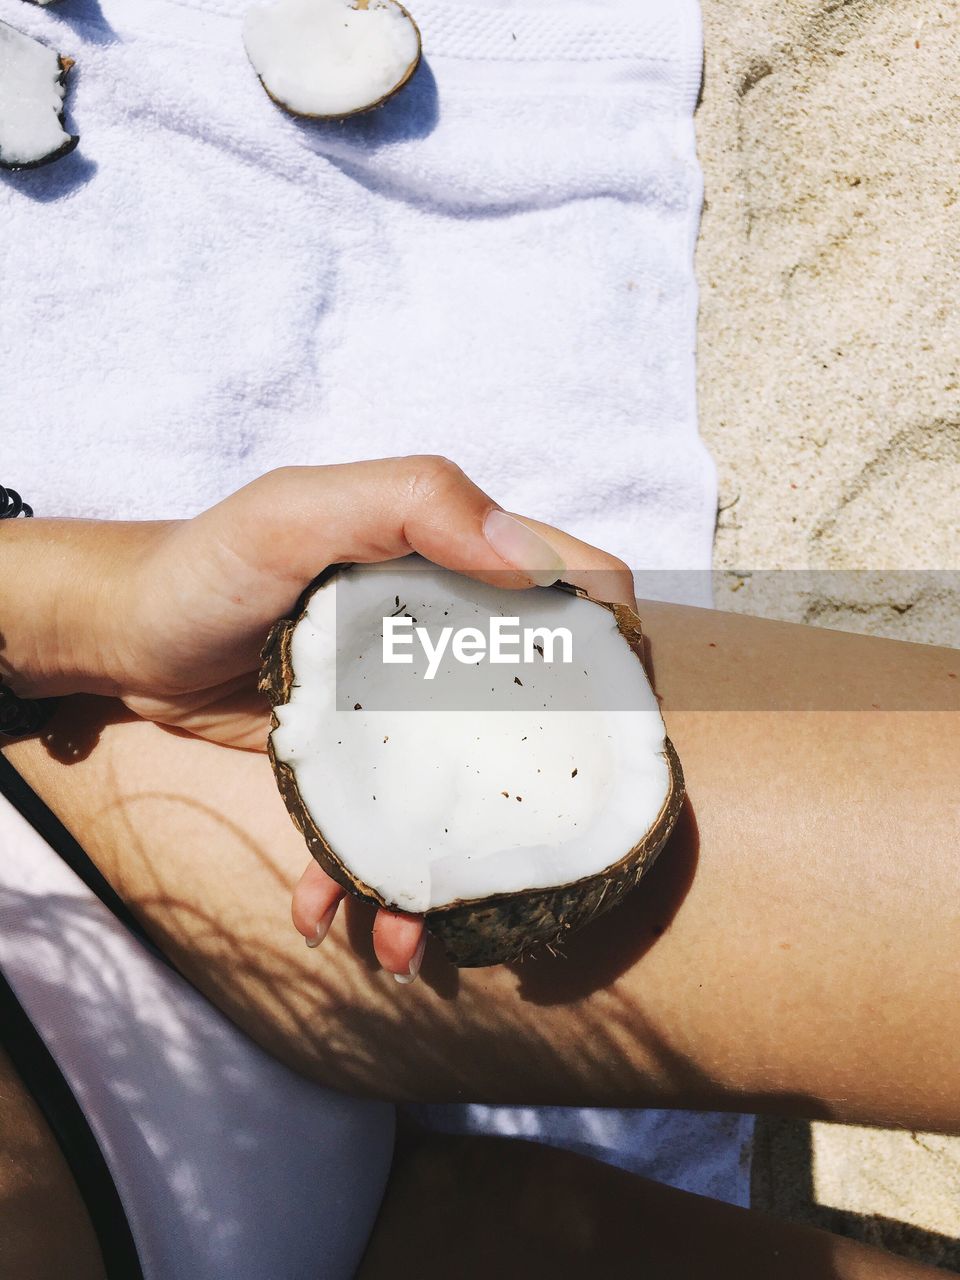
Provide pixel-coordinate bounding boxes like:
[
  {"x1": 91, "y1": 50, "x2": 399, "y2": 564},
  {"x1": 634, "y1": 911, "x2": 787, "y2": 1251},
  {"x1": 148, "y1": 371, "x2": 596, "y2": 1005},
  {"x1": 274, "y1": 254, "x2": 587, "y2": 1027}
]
[
  {"x1": 0, "y1": 686, "x2": 58, "y2": 737},
  {"x1": 0, "y1": 486, "x2": 33, "y2": 519},
  {"x1": 1, "y1": 485, "x2": 59, "y2": 739}
]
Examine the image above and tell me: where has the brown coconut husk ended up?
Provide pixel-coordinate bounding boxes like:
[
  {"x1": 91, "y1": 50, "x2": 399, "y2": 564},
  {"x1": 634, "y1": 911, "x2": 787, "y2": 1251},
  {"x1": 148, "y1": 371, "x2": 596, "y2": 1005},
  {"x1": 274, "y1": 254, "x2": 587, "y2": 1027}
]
[{"x1": 259, "y1": 569, "x2": 685, "y2": 967}]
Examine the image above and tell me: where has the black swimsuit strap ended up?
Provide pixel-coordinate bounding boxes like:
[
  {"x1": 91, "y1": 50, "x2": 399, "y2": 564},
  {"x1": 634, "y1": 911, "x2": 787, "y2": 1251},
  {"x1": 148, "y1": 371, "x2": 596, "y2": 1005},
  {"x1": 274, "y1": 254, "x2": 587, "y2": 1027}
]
[
  {"x1": 0, "y1": 754, "x2": 170, "y2": 965},
  {"x1": 0, "y1": 754, "x2": 146, "y2": 1280}
]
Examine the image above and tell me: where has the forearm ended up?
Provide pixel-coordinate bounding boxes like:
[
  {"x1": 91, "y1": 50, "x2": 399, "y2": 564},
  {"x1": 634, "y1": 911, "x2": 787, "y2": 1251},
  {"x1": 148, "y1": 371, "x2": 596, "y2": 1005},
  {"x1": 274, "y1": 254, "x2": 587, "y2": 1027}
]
[{"x1": 0, "y1": 519, "x2": 160, "y2": 698}]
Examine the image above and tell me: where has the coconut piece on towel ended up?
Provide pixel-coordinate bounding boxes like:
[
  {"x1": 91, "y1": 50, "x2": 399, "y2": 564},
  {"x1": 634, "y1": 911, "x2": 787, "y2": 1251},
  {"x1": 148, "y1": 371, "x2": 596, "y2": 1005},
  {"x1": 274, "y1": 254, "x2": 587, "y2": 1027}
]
[
  {"x1": 260, "y1": 561, "x2": 684, "y2": 967},
  {"x1": 243, "y1": 0, "x2": 421, "y2": 119},
  {"x1": 0, "y1": 20, "x2": 77, "y2": 170}
]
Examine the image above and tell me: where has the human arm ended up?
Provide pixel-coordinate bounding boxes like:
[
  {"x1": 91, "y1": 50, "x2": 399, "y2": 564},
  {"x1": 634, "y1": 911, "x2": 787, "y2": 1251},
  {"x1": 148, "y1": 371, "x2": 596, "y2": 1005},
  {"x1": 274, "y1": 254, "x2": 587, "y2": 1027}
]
[{"x1": 0, "y1": 457, "x2": 581, "y2": 976}]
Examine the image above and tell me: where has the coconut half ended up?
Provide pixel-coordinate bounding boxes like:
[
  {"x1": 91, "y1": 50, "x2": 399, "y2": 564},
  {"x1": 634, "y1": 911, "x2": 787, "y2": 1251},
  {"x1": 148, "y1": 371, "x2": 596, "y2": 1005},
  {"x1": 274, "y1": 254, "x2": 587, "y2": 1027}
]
[
  {"x1": 260, "y1": 561, "x2": 684, "y2": 967},
  {"x1": 0, "y1": 21, "x2": 77, "y2": 170},
  {"x1": 243, "y1": 0, "x2": 421, "y2": 120}
]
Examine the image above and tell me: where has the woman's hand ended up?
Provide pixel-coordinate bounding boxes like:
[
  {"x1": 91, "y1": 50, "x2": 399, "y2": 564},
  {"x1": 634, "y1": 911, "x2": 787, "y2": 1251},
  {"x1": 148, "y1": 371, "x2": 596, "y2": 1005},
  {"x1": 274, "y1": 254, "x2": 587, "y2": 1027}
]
[
  {"x1": 106, "y1": 459, "x2": 571, "y2": 744},
  {"x1": 1, "y1": 457, "x2": 635, "y2": 978}
]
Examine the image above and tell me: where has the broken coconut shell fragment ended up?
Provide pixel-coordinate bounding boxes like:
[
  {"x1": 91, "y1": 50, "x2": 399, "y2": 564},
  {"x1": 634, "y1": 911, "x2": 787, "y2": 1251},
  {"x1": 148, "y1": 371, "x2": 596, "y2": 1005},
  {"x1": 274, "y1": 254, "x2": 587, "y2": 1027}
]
[
  {"x1": 0, "y1": 20, "x2": 77, "y2": 170},
  {"x1": 259, "y1": 560, "x2": 684, "y2": 968},
  {"x1": 243, "y1": 0, "x2": 421, "y2": 120}
]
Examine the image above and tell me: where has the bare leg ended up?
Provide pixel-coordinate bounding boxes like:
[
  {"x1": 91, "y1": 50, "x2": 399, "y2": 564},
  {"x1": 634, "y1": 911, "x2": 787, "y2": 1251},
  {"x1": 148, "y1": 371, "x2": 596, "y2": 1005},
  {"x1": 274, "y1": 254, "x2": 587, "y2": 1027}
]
[
  {"x1": 0, "y1": 1047, "x2": 105, "y2": 1280},
  {"x1": 3, "y1": 603, "x2": 958, "y2": 1130},
  {"x1": 360, "y1": 1131, "x2": 945, "y2": 1279},
  {"x1": 0, "y1": 1041, "x2": 942, "y2": 1280}
]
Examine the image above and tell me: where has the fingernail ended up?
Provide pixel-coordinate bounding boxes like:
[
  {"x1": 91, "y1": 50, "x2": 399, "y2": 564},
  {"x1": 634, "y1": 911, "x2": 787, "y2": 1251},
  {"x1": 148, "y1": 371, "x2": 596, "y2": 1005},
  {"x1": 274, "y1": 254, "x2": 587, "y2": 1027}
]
[
  {"x1": 305, "y1": 905, "x2": 337, "y2": 949},
  {"x1": 483, "y1": 510, "x2": 566, "y2": 588},
  {"x1": 393, "y1": 932, "x2": 427, "y2": 985}
]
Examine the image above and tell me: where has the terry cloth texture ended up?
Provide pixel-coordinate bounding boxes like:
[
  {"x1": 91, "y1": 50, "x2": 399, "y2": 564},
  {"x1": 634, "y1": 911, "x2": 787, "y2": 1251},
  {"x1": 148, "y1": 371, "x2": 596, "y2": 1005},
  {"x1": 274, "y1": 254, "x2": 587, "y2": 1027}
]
[{"x1": 0, "y1": 0, "x2": 750, "y2": 1213}]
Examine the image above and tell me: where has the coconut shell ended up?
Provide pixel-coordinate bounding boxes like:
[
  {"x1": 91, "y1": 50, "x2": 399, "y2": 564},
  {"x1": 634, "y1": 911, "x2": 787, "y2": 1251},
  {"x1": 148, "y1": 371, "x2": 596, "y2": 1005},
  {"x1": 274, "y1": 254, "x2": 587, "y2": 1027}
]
[
  {"x1": 0, "y1": 46, "x2": 78, "y2": 172},
  {"x1": 259, "y1": 569, "x2": 685, "y2": 967},
  {"x1": 253, "y1": 0, "x2": 422, "y2": 122}
]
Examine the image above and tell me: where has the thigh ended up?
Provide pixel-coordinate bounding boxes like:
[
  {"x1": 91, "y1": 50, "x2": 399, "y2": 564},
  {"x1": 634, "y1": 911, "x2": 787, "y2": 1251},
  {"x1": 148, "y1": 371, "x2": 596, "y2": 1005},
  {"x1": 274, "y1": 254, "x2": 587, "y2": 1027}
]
[
  {"x1": 360, "y1": 1131, "x2": 942, "y2": 1280},
  {"x1": 3, "y1": 605, "x2": 958, "y2": 1130},
  {"x1": 0, "y1": 1045, "x2": 106, "y2": 1280}
]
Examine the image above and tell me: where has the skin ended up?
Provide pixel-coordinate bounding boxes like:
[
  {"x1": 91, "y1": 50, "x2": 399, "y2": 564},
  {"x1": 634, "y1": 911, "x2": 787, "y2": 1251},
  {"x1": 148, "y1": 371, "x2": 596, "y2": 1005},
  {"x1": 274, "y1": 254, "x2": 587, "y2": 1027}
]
[
  {"x1": 1, "y1": 457, "x2": 958, "y2": 1275},
  {"x1": 1, "y1": 458, "x2": 569, "y2": 977},
  {"x1": 0, "y1": 1047, "x2": 105, "y2": 1280},
  {"x1": 361, "y1": 1131, "x2": 942, "y2": 1280}
]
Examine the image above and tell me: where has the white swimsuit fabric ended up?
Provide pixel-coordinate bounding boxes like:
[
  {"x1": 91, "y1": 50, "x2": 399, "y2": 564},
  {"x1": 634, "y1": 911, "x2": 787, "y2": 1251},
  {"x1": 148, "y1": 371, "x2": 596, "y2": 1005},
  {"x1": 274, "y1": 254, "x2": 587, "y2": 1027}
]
[{"x1": 0, "y1": 792, "x2": 395, "y2": 1280}]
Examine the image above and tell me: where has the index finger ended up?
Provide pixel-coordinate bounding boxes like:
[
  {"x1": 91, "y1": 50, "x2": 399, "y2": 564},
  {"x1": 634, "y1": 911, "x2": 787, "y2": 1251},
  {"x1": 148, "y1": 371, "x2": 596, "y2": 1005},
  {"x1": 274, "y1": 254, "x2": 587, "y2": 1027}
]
[{"x1": 150, "y1": 456, "x2": 635, "y2": 687}]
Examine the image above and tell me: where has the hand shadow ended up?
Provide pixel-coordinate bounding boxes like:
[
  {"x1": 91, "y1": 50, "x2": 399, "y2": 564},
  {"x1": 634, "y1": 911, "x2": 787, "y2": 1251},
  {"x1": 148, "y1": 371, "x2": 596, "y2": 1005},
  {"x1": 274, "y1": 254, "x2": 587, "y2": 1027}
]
[{"x1": 38, "y1": 694, "x2": 137, "y2": 765}]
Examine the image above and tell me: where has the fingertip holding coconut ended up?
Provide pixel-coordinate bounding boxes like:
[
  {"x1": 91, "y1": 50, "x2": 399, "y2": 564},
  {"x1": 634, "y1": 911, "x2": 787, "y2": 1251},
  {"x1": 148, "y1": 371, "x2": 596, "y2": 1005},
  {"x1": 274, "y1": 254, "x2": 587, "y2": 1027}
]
[
  {"x1": 243, "y1": 0, "x2": 422, "y2": 120},
  {"x1": 0, "y1": 20, "x2": 78, "y2": 170},
  {"x1": 260, "y1": 562, "x2": 685, "y2": 969}
]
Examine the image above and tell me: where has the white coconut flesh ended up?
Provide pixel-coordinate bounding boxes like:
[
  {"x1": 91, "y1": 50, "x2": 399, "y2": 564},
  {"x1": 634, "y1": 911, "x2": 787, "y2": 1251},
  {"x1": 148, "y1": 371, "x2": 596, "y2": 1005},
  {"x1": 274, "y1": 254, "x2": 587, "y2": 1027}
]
[
  {"x1": 0, "y1": 21, "x2": 75, "y2": 169},
  {"x1": 243, "y1": 0, "x2": 421, "y2": 119},
  {"x1": 271, "y1": 562, "x2": 673, "y2": 915}
]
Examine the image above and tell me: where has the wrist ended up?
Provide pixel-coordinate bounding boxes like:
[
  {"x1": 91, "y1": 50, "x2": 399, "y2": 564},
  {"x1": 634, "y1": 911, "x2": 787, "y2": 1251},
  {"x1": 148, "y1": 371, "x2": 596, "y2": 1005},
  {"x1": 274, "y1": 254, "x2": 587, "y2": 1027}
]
[{"x1": 0, "y1": 519, "x2": 166, "y2": 699}]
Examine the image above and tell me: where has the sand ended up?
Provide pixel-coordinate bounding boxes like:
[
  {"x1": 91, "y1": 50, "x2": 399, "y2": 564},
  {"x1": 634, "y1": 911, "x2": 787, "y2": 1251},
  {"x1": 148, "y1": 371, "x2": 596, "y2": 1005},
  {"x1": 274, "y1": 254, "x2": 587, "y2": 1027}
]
[
  {"x1": 695, "y1": 0, "x2": 960, "y2": 1268},
  {"x1": 698, "y1": 0, "x2": 959, "y2": 643}
]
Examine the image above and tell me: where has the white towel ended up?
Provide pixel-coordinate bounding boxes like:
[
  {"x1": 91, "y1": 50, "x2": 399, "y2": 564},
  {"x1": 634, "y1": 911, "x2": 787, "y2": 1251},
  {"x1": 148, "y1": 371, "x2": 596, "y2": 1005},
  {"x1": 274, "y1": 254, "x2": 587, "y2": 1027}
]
[
  {"x1": 1, "y1": 0, "x2": 751, "y2": 1210},
  {"x1": 0, "y1": 0, "x2": 715, "y2": 569}
]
